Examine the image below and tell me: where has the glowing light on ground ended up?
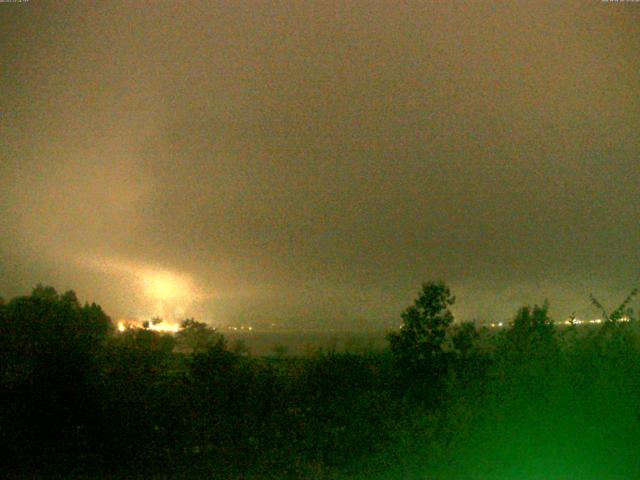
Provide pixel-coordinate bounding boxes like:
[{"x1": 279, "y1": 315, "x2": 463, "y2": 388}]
[
  {"x1": 148, "y1": 322, "x2": 180, "y2": 333},
  {"x1": 115, "y1": 318, "x2": 181, "y2": 333}
]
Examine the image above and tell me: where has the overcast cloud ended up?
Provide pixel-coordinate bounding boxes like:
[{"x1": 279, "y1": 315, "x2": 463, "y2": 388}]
[{"x1": 1, "y1": 1, "x2": 639, "y2": 328}]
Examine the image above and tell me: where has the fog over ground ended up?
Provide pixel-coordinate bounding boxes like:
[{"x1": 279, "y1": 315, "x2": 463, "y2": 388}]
[{"x1": 1, "y1": 1, "x2": 639, "y2": 328}]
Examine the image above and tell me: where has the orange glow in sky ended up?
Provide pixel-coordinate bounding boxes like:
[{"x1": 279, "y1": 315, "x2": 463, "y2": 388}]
[{"x1": 78, "y1": 254, "x2": 209, "y2": 325}]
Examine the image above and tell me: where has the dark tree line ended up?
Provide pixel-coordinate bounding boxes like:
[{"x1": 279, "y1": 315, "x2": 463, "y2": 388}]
[{"x1": 1, "y1": 282, "x2": 640, "y2": 479}]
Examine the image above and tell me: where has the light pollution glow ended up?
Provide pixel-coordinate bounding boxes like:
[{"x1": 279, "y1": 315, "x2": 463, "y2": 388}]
[{"x1": 78, "y1": 254, "x2": 210, "y2": 329}]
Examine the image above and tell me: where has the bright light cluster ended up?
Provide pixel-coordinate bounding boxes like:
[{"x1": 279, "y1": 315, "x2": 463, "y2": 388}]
[{"x1": 116, "y1": 319, "x2": 181, "y2": 334}]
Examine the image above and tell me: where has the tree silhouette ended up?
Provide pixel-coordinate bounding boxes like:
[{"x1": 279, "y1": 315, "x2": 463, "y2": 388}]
[
  {"x1": 0, "y1": 285, "x2": 112, "y2": 470},
  {"x1": 451, "y1": 321, "x2": 479, "y2": 359},
  {"x1": 387, "y1": 281, "x2": 455, "y2": 402},
  {"x1": 388, "y1": 281, "x2": 455, "y2": 364},
  {"x1": 505, "y1": 301, "x2": 555, "y2": 354},
  {"x1": 175, "y1": 318, "x2": 226, "y2": 354},
  {"x1": 272, "y1": 344, "x2": 289, "y2": 358},
  {"x1": 590, "y1": 287, "x2": 638, "y2": 323},
  {"x1": 497, "y1": 301, "x2": 559, "y2": 402}
]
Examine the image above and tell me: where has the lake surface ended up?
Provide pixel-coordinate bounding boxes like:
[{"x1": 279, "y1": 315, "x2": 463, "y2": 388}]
[{"x1": 223, "y1": 330, "x2": 390, "y2": 356}]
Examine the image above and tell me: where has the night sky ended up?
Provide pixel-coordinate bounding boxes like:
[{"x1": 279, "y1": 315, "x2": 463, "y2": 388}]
[{"x1": 1, "y1": 1, "x2": 639, "y2": 329}]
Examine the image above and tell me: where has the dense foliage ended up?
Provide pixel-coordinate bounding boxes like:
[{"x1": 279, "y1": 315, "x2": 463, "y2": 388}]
[{"x1": 1, "y1": 283, "x2": 640, "y2": 479}]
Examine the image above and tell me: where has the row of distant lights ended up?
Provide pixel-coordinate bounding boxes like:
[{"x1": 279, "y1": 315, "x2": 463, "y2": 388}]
[
  {"x1": 116, "y1": 321, "x2": 261, "y2": 334},
  {"x1": 116, "y1": 320, "x2": 180, "y2": 333},
  {"x1": 117, "y1": 318, "x2": 632, "y2": 333},
  {"x1": 562, "y1": 316, "x2": 630, "y2": 325},
  {"x1": 486, "y1": 317, "x2": 631, "y2": 328},
  {"x1": 226, "y1": 325, "x2": 253, "y2": 332}
]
